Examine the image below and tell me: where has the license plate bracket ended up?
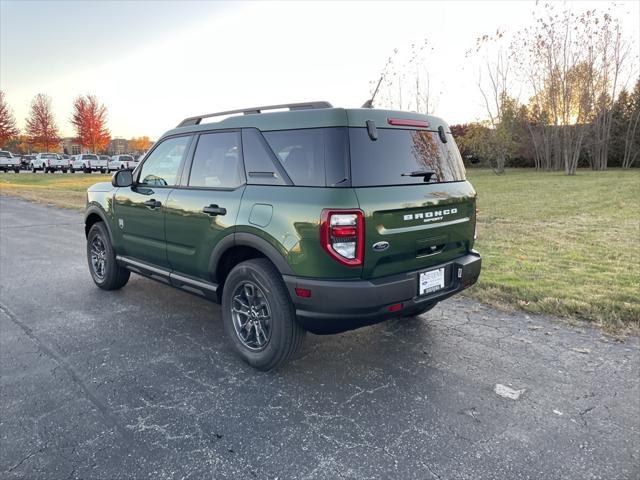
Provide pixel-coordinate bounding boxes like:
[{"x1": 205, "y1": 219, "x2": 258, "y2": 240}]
[{"x1": 418, "y1": 268, "x2": 445, "y2": 296}]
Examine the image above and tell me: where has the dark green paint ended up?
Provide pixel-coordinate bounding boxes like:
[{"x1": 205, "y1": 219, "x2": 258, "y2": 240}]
[{"x1": 86, "y1": 107, "x2": 477, "y2": 289}]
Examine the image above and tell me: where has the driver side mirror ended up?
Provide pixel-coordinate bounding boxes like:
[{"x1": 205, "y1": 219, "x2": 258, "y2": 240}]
[{"x1": 112, "y1": 169, "x2": 133, "y2": 187}]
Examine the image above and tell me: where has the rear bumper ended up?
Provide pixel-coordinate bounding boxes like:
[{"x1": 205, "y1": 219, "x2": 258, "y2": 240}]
[{"x1": 283, "y1": 251, "x2": 481, "y2": 334}]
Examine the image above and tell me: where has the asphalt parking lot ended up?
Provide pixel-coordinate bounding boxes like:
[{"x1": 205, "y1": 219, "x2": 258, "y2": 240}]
[{"x1": 1, "y1": 195, "x2": 638, "y2": 480}]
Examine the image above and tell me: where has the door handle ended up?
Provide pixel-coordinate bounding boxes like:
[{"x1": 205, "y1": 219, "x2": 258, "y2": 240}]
[
  {"x1": 202, "y1": 204, "x2": 227, "y2": 216},
  {"x1": 143, "y1": 199, "x2": 162, "y2": 209}
]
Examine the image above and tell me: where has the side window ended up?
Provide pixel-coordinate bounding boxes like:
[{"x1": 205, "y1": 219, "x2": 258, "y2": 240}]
[
  {"x1": 138, "y1": 136, "x2": 191, "y2": 187},
  {"x1": 241, "y1": 129, "x2": 287, "y2": 186},
  {"x1": 262, "y1": 128, "x2": 349, "y2": 187},
  {"x1": 188, "y1": 132, "x2": 244, "y2": 188}
]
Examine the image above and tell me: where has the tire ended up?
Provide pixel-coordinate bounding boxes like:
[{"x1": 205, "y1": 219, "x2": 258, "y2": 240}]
[
  {"x1": 403, "y1": 301, "x2": 438, "y2": 318},
  {"x1": 62, "y1": 169, "x2": 67, "y2": 173},
  {"x1": 87, "y1": 222, "x2": 130, "y2": 290},
  {"x1": 83, "y1": 166, "x2": 91, "y2": 174},
  {"x1": 222, "y1": 258, "x2": 305, "y2": 371},
  {"x1": 13, "y1": 168, "x2": 19, "y2": 173}
]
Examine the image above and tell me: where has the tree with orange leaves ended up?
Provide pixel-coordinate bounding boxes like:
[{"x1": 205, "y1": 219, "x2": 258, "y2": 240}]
[
  {"x1": 0, "y1": 91, "x2": 19, "y2": 148},
  {"x1": 128, "y1": 136, "x2": 152, "y2": 154},
  {"x1": 71, "y1": 94, "x2": 111, "y2": 153},
  {"x1": 25, "y1": 93, "x2": 59, "y2": 151}
]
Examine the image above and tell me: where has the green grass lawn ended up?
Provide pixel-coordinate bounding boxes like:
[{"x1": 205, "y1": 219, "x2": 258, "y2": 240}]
[
  {"x1": 2, "y1": 169, "x2": 638, "y2": 329},
  {"x1": 466, "y1": 168, "x2": 639, "y2": 330}
]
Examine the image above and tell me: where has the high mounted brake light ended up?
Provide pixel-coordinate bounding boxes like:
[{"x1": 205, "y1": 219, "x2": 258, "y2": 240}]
[
  {"x1": 320, "y1": 209, "x2": 364, "y2": 267},
  {"x1": 387, "y1": 118, "x2": 429, "y2": 128}
]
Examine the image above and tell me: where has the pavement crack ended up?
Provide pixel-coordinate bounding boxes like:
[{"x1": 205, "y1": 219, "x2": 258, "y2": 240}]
[
  {"x1": 579, "y1": 406, "x2": 596, "y2": 427},
  {"x1": 0, "y1": 302, "x2": 134, "y2": 447},
  {"x1": 7, "y1": 449, "x2": 39, "y2": 473}
]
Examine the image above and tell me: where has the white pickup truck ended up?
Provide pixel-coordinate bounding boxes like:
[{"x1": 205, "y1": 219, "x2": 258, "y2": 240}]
[
  {"x1": 108, "y1": 154, "x2": 138, "y2": 171},
  {"x1": 71, "y1": 153, "x2": 107, "y2": 173},
  {"x1": 0, "y1": 150, "x2": 20, "y2": 173},
  {"x1": 31, "y1": 153, "x2": 70, "y2": 173}
]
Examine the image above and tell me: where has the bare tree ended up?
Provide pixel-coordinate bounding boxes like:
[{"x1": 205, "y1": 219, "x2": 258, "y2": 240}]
[
  {"x1": 578, "y1": 10, "x2": 631, "y2": 170},
  {"x1": 473, "y1": 31, "x2": 519, "y2": 174},
  {"x1": 622, "y1": 79, "x2": 640, "y2": 168},
  {"x1": 368, "y1": 40, "x2": 437, "y2": 115}
]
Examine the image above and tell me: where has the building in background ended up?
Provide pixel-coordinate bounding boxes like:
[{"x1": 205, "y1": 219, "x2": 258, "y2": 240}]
[
  {"x1": 109, "y1": 138, "x2": 129, "y2": 155},
  {"x1": 61, "y1": 137, "x2": 82, "y2": 155}
]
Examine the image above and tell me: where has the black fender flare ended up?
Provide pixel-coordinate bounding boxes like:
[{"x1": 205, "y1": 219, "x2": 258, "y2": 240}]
[
  {"x1": 208, "y1": 232, "x2": 294, "y2": 283},
  {"x1": 84, "y1": 204, "x2": 115, "y2": 245}
]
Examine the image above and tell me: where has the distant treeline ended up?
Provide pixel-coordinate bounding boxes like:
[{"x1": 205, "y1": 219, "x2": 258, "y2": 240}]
[{"x1": 451, "y1": 78, "x2": 640, "y2": 170}]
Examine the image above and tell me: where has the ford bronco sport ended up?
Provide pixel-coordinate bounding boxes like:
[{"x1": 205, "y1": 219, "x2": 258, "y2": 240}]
[{"x1": 84, "y1": 102, "x2": 481, "y2": 370}]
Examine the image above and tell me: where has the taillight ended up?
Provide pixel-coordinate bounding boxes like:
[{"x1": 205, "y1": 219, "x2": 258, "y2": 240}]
[{"x1": 320, "y1": 209, "x2": 364, "y2": 266}]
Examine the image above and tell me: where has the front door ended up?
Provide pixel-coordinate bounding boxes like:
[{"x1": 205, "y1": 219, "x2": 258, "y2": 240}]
[
  {"x1": 165, "y1": 131, "x2": 245, "y2": 280},
  {"x1": 114, "y1": 135, "x2": 192, "y2": 268}
]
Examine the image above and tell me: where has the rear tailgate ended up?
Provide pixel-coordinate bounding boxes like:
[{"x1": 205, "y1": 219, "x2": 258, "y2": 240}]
[
  {"x1": 50, "y1": 158, "x2": 69, "y2": 167},
  {"x1": 348, "y1": 123, "x2": 475, "y2": 280},
  {"x1": 355, "y1": 183, "x2": 476, "y2": 279}
]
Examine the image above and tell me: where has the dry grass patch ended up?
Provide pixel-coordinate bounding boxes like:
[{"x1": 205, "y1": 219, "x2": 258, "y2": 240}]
[{"x1": 0, "y1": 173, "x2": 111, "y2": 209}]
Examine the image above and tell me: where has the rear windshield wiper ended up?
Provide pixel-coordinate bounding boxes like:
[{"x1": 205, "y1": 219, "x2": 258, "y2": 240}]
[{"x1": 401, "y1": 170, "x2": 436, "y2": 182}]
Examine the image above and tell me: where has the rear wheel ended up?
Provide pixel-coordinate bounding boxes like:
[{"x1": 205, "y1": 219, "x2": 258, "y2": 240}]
[
  {"x1": 222, "y1": 258, "x2": 305, "y2": 371},
  {"x1": 87, "y1": 222, "x2": 130, "y2": 290}
]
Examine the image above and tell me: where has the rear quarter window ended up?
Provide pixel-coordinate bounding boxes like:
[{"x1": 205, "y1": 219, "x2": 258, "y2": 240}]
[
  {"x1": 263, "y1": 128, "x2": 349, "y2": 187},
  {"x1": 349, "y1": 128, "x2": 466, "y2": 187}
]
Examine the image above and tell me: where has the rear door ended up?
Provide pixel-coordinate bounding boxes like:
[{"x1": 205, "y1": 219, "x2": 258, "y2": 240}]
[
  {"x1": 349, "y1": 127, "x2": 476, "y2": 280},
  {"x1": 113, "y1": 135, "x2": 192, "y2": 268},
  {"x1": 164, "y1": 130, "x2": 245, "y2": 280}
]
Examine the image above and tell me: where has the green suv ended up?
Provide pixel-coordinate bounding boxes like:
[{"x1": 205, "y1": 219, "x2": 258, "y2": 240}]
[{"x1": 84, "y1": 102, "x2": 481, "y2": 370}]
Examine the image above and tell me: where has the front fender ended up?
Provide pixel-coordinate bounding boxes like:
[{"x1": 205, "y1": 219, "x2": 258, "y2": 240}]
[{"x1": 84, "y1": 200, "x2": 116, "y2": 245}]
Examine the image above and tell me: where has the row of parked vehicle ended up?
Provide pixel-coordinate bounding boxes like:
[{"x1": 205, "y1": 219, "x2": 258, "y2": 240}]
[{"x1": 0, "y1": 150, "x2": 142, "y2": 174}]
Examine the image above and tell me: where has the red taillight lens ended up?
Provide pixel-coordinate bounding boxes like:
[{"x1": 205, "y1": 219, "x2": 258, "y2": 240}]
[
  {"x1": 320, "y1": 209, "x2": 364, "y2": 267},
  {"x1": 387, "y1": 302, "x2": 403, "y2": 312},
  {"x1": 295, "y1": 287, "x2": 312, "y2": 298}
]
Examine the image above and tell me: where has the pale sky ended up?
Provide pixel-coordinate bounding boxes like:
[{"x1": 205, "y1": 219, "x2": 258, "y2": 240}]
[{"x1": 1, "y1": 0, "x2": 638, "y2": 140}]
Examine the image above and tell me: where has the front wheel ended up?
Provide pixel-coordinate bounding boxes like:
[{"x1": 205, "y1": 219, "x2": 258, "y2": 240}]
[
  {"x1": 222, "y1": 258, "x2": 305, "y2": 371},
  {"x1": 87, "y1": 222, "x2": 130, "y2": 290}
]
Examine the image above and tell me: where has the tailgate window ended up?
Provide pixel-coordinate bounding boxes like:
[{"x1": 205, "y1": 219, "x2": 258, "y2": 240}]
[{"x1": 349, "y1": 128, "x2": 466, "y2": 186}]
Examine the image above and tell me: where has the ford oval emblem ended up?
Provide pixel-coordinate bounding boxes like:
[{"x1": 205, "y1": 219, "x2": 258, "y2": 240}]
[{"x1": 372, "y1": 241, "x2": 389, "y2": 252}]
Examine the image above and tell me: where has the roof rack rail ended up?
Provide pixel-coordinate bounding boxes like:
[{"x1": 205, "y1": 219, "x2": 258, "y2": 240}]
[{"x1": 177, "y1": 101, "x2": 333, "y2": 127}]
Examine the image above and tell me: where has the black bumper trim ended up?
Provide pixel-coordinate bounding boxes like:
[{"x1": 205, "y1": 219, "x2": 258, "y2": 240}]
[{"x1": 283, "y1": 252, "x2": 481, "y2": 334}]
